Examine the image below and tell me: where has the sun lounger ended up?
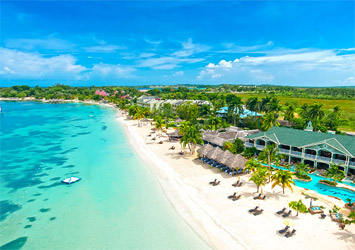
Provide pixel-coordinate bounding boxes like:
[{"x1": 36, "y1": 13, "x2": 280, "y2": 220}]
[
  {"x1": 320, "y1": 214, "x2": 326, "y2": 219},
  {"x1": 276, "y1": 208, "x2": 286, "y2": 215},
  {"x1": 209, "y1": 179, "x2": 217, "y2": 185},
  {"x1": 278, "y1": 225, "x2": 289, "y2": 234},
  {"x1": 232, "y1": 181, "x2": 239, "y2": 187},
  {"x1": 285, "y1": 229, "x2": 296, "y2": 238},
  {"x1": 179, "y1": 151, "x2": 184, "y2": 155},
  {"x1": 248, "y1": 206, "x2": 259, "y2": 213},
  {"x1": 282, "y1": 211, "x2": 292, "y2": 218},
  {"x1": 253, "y1": 194, "x2": 262, "y2": 200},
  {"x1": 232, "y1": 195, "x2": 241, "y2": 201},
  {"x1": 262, "y1": 195, "x2": 266, "y2": 200},
  {"x1": 213, "y1": 181, "x2": 220, "y2": 186},
  {"x1": 253, "y1": 209, "x2": 264, "y2": 216},
  {"x1": 330, "y1": 213, "x2": 342, "y2": 222},
  {"x1": 228, "y1": 192, "x2": 237, "y2": 199},
  {"x1": 308, "y1": 206, "x2": 324, "y2": 215}
]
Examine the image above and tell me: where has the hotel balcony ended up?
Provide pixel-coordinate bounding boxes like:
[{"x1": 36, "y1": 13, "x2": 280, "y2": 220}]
[
  {"x1": 290, "y1": 150, "x2": 302, "y2": 156},
  {"x1": 256, "y1": 145, "x2": 265, "y2": 150},
  {"x1": 350, "y1": 161, "x2": 355, "y2": 166},
  {"x1": 245, "y1": 142, "x2": 255, "y2": 147},
  {"x1": 304, "y1": 153, "x2": 316, "y2": 159},
  {"x1": 318, "y1": 156, "x2": 331, "y2": 162},
  {"x1": 279, "y1": 148, "x2": 290, "y2": 154},
  {"x1": 332, "y1": 159, "x2": 346, "y2": 165}
]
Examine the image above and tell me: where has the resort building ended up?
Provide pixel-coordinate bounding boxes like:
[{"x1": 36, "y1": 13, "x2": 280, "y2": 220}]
[
  {"x1": 245, "y1": 126, "x2": 355, "y2": 175},
  {"x1": 94, "y1": 90, "x2": 109, "y2": 97},
  {"x1": 137, "y1": 95, "x2": 210, "y2": 113},
  {"x1": 203, "y1": 127, "x2": 260, "y2": 147}
]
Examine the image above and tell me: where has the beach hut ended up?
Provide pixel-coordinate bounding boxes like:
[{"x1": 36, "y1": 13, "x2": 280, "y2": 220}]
[
  {"x1": 167, "y1": 129, "x2": 182, "y2": 141},
  {"x1": 225, "y1": 154, "x2": 247, "y2": 170},
  {"x1": 215, "y1": 150, "x2": 235, "y2": 165},
  {"x1": 206, "y1": 146, "x2": 224, "y2": 161},
  {"x1": 197, "y1": 144, "x2": 214, "y2": 156}
]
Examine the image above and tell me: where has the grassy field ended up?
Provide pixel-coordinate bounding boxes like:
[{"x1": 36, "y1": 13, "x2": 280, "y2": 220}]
[{"x1": 236, "y1": 93, "x2": 355, "y2": 131}]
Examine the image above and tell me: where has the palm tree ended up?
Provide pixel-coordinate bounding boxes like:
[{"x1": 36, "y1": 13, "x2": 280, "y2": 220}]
[
  {"x1": 206, "y1": 116, "x2": 222, "y2": 130},
  {"x1": 249, "y1": 167, "x2": 269, "y2": 192},
  {"x1": 245, "y1": 158, "x2": 261, "y2": 173},
  {"x1": 180, "y1": 125, "x2": 203, "y2": 154},
  {"x1": 155, "y1": 116, "x2": 164, "y2": 134},
  {"x1": 266, "y1": 97, "x2": 282, "y2": 114},
  {"x1": 260, "y1": 96, "x2": 272, "y2": 113},
  {"x1": 228, "y1": 99, "x2": 243, "y2": 126},
  {"x1": 258, "y1": 144, "x2": 281, "y2": 181},
  {"x1": 246, "y1": 97, "x2": 260, "y2": 121},
  {"x1": 295, "y1": 162, "x2": 310, "y2": 179},
  {"x1": 133, "y1": 110, "x2": 145, "y2": 125},
  {"x1": 325, "y1": 162, "x2": 346, "y2": 185},
  {"x1": 309, "y1": 103, "x2": 324, "y2": 131},
  {"x1": 288, "y1": 199, "x2": 307, "y2": 216},
  {"x1": 261, "y1": 112, "x2": 280, "y2": 131},
  {"x1": 271, "y1": 170, "x2": 295, "y2": 194},
  {"x1": 284, "y1": 104, "x2": 296, "y2": 121}
]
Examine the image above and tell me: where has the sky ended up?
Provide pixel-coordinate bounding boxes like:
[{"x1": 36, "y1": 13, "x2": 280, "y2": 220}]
[{"x1": 0, "y1": 0, "x2": 354, "y2": 87}]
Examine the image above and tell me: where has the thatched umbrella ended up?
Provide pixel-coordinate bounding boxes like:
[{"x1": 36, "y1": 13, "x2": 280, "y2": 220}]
[
  {"x1": 215, "y1": 150, "x2": 235, "y2": 165},
  {"x1": 197, "y1": 144, "x2": 214, "y2": 156},
  {"x1": 225, "y1": 154, "x2": 247, "y2": 170},
  {"x1": 206, "y1": 146, "x2": 224, "y2": 161}
]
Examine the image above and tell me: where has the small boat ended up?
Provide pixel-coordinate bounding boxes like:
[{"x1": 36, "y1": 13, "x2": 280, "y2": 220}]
[
  {"x1": 61, "y1": 176, "x2": 81, "y2": 184},
  {"x1": 88, "y1": 115, "x2": 94, "y2": 117}
]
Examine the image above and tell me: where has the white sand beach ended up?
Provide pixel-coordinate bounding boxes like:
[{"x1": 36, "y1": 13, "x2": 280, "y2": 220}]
[{"x1": 115, "y1": 114, "x2": 355, "y2": 250}]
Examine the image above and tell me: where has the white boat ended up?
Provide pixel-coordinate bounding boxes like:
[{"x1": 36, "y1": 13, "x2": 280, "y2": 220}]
[{"x1": 61, "y1": 176, "x2": 81, "y2": 184}]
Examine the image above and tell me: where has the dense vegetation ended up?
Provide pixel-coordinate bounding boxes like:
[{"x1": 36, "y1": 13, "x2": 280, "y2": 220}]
[{"x1": 1, "y1": 84, "x2": 354, "y2": 131}]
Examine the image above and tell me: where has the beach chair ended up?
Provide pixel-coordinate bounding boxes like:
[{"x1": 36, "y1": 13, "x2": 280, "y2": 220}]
[
  {"x1": 278, "y1": 225, "x2": 289, "y2": 234},
  {"x1": 179, "y1": 151, "x2": 184, "y2": 155},
  {"x1": 285, "y1": 229, "x2": 296, "y2": 238},
  {"x1": 282, "y1": 211, "x2": 292, "y2": 218},
  {"x1": 232, "y1": 181, "x2": 239, "y2": 187},
  {"x1": 232, "y1": 195, "x2": 241, "y2": 201},
  {"x1": 276, "y1": 207, "x2": 286, "y2": 215},
  {"x1": 209, "y1": 179, "x2": 217, "y2": 185},
  {"x1": 308, "y1": 206, "x2": 324, "y2": 215},
  {"x1": 330, "y1": 213, "x2": 342, "y2": 222},
  {"x1": 253, "y1": 209, "x2": 264, "y2": 216},
  {"x1": 320, "y1": 214, "x2": 326, "y2": 219},
  {"x1": 213, "y1": 181, "x2": 220, "y2": 186},
  {"x1": 158, "y1": 141, "x2": 163, "y2": 144},
  {"x1": 237, "y1": 182, "x2": 243, "y2": 187},
  {"x1": 253, "y1": 194, "x2": 262, "y2": 200},
  {"x1": 249, "y1": 206, "x2": 259, "y2": 213},
  {"x1": 228, "y1": 192, "x2": 237, "y2": 199},
  {"x1": 262, "y1": 195, "x2": 266, "y2": 200}
]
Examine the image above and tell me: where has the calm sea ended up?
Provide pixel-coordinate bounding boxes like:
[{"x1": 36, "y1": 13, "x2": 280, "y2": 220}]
[{"x1": 0, "y1": 101, "x2": 210, "y2": 250}]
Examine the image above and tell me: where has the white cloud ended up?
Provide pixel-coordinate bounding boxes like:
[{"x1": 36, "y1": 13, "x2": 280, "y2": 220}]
[
  {"x1": 198, "y1": 48, "x2": 355, "y2": 85},
  {"x1": 0, "y1": 48, "x2": 136, "y2": 81},
  {"x1": 83, "y1": 44, "x2": 125, "y2": 53},
  {"x1": 91, "y1": 63, "x2": 135, "y2": 78},
  {"x1": 220, "y1": 41, "x2": 274, "y2": 53},
  {"x1": 0, "y1": 47, "x2": 86, "y2": 80},
  {"x1": 206, "y1": 60, "x2": 233, "y2": 69},
  {"x1": 138, "y1": 56, "x2": 204, "y2": 69},
  {"x1": 173, "y1": 71, "x2": 184, "y2": 77},
  {"x1": 172, "y1": 38, "x2": 210, "y2": 57}
]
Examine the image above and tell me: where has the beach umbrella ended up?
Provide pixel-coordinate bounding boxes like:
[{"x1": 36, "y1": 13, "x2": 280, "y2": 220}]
[
  {"x1": 283, "y1": 219, "x2": 295, "y2": 227},
  {"x1": 197, "y1": 144, "x2": 214, "y2": 156},
  {"x1": 215, "y1": 150, "x2": 234, "y2": 165},
  {"x1": 206, "y1": 146, "x2": 224, "y2": 161}
]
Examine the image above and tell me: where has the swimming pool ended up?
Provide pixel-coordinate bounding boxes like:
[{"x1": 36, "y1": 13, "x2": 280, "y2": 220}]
[
  {"x1": 262, "y1": 163, "x2": 355, "y2": 202},
  {"x1": 293, "y1": 174, "x2": 355, "y2": 202}
]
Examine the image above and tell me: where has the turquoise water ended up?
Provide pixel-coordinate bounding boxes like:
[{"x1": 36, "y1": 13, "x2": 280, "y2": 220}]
[
  {"x1": 0, "y1": 101, "x2": 210, "y2": 250},
  {"x1": 264, "y1": 164, "x2": 355, "y2": 202}
]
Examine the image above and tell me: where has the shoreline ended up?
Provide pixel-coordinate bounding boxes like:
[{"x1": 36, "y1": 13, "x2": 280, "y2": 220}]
[{"x1": 117, "y1": 115, "x2": 246, "y2": 250}]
